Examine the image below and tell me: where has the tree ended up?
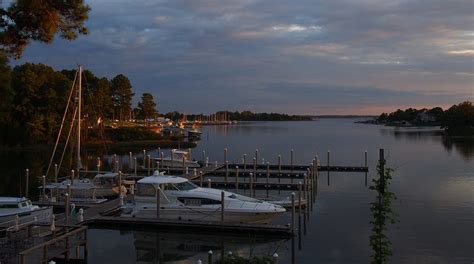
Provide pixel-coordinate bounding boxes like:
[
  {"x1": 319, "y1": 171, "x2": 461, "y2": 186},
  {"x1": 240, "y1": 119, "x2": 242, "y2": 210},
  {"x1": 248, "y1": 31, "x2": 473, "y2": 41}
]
[
  {"x1": 8, "y1": 63, "x2": 72, "y2": 144},
  {"x1": 0, "y1": 52, "x2": 12, "y2": 122},
  {"x1": 0, "y1": 0, "x2": 90, "y2": 58},
  {"x1": 111, "y1": 74, "x2": 134, "y2": 121},
  {"x1": 137, "y1": 93, "x2": 157, "y2": 124}
]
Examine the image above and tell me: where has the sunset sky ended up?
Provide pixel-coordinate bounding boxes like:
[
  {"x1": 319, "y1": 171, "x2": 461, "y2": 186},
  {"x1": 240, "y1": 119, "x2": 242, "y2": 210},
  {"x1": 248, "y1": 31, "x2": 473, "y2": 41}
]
[{"x1": 14, "y1": 0, "x2": 474, "y2": 115}]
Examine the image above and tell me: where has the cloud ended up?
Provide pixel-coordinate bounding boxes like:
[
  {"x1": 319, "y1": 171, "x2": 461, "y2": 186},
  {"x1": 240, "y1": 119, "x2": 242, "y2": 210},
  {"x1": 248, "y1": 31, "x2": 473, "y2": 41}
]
[{"x1": 12, "y1": 0, "x2": 474, "y2": 114}]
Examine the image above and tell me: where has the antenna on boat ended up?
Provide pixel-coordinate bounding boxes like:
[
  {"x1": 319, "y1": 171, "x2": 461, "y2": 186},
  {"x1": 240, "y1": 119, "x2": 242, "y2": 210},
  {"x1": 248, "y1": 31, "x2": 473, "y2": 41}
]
[{"x1": 76, "y1": 65, "x2": 83, "y2": 174}]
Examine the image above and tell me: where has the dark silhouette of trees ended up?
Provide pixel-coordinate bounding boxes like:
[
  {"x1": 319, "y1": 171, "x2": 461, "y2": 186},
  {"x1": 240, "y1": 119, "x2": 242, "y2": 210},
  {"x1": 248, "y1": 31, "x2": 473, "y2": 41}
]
[
  {"x1": 0, "y1": 0, "x2": 90, "y2": 58},
  {"x1": 111, "y1": 74, "x2": 134, "y2": 121},
  {"x1": 137, "y1": 93, "x2": 158, "y2": 124}
]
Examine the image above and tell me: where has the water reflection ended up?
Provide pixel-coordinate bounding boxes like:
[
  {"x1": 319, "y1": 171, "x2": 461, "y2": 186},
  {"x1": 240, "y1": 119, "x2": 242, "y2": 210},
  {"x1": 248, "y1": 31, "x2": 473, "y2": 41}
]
[
  {"x1": 88, "y1": 228, "x2": 286, "y2": 264},
  {"x1": 378, "y1": 127, "x2": 474, "y2": 160}
]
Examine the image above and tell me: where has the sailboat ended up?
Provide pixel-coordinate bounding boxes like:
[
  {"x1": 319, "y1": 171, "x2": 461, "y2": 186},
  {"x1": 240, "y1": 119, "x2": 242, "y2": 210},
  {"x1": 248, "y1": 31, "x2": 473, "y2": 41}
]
[{"x1": 41, "y1": 65, "x2": 130, "y2": 202}]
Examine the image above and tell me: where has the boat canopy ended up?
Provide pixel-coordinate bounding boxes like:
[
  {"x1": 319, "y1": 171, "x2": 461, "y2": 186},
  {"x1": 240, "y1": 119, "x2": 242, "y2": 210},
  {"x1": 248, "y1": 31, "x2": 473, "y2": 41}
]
[
  {"x1": 138, "y1": 174, "x2": 188, "y2": 185},
  {"x1": 0, "y1": 197, "x2": 29, "y2": 204},
  {"x1": 94, "y1": 172, "x2": 119, "y2": 178}
]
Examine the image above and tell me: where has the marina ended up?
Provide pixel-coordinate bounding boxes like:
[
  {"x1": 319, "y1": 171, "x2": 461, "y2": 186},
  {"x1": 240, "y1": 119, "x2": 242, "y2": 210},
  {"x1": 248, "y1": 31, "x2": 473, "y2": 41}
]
[{"x1": 1, "y1": 143, "x2": 369, "y2": 263}]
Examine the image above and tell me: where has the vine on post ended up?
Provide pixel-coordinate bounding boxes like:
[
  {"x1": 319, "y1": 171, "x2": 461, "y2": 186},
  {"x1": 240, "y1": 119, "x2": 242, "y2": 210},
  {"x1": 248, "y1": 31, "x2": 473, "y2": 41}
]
[{"x1": 369, "y1": 149, "x2": 398, "y2": 264}]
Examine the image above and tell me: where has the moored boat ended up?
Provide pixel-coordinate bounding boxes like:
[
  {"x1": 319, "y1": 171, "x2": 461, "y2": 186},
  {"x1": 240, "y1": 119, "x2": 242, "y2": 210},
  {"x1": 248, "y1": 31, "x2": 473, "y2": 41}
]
[{"x1": 122, "y1": 171, "x2": 286, "y2": 224}]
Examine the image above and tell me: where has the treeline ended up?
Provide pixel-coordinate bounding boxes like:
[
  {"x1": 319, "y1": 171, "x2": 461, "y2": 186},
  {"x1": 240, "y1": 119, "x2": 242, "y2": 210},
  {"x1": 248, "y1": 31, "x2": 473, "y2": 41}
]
[
  {"x1": 182, "y1": 111, "x2": 311, "y2": 121},
  {"x1": 378, "y1": 101, "x2": 474, "y2": 135},
  {"x1": 0, "y1": 59, "x2": 158, "y2": 146},
  {"x1": 226, "y1": 111, "x2": 311, "y2": 121}
]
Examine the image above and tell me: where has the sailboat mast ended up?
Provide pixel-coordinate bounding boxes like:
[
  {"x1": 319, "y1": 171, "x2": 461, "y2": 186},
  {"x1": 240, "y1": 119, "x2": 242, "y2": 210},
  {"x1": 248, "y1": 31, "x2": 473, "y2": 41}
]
[{"x1": 77, "y1": 65, "x2": 82, "y2": 173}]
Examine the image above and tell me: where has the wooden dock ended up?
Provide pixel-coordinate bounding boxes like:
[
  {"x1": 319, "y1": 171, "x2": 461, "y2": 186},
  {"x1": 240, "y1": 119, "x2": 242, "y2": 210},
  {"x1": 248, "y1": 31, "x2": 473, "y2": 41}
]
[{"x1": 86, "y1": 216, "x2": 291, "y2": 237}]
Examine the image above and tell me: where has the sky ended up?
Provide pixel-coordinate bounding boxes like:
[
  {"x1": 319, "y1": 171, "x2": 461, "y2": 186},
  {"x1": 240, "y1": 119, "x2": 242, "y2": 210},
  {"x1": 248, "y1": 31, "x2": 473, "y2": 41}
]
[{"x1": 14, "y1": 0, "x2": 474, "y2": 115}]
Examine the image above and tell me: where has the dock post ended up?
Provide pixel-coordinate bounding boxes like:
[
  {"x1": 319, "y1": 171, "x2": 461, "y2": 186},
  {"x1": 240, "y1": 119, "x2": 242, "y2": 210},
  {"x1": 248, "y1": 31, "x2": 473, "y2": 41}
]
[
  {"x1": 202, "y1": 150, "x2": 206, "y2": 164},
  {"x1": 97, "y1": 157, "x2": 101, "y2": 174},
  {"x1": 249, "y1": 173, "x2": 253, "y2": 197},
  {"x1": 200, "y1": 171, "x2": 203, "y2": 187},
  {"x1": 327, "y1": 150, "x2": 330, "y2": 186},
  {"x1": 118, "y1": 171, "x2": 123, "y2": 196},
  {"x1": 25, "y1": 169, "x2": 29, "y2": 197},
  {"x1": 182, "y1": 156, "x2": 186, "y2": 174},
  {"x1": 291, "y1": 192, "x2": 295, "y2": 236},
  {"x1": 225, "y1": 161, "x2": 229, "y2": 182},
  {"x1": 143, "y1": 150, "x2": 146, "y2": 167},
  {"x1": 278, "y1": 154, "x2": 281, "y2": 174},
  {"x1": 171, "y1": 150, "x2": 174, "y2": 168},
  {"x1": 224, "y1": 148, "x2": 227, "y2": 164},
  {"x1": 273, "y1": 253, "x2": 279, "y2": 264},
  {"x1": 298, "y1": 182, "x2": 302, "y2": 237},
  {"x1": 308, "y1": 169, "x2": 313, "y2": 212},
  {"x1": 156, "y1": 187, "x2": 160, "y2": 219},
  {"x1": 193, "y1": 168, "x2": 197, "y2": 176},
  {"x1": 266, "y1": 162, "x2": 270, "y2": 198},
  {"x1": 160, "y1": 152, "x2": 164, "y2": 169},
  {"x1": 208, "y1": 250, "x2": 213, "y2": 264},
  {"x1": 147, "y1": 155, "x2": 151, "y2": 175},
  {"x1": 303, "y1": 173, "x2": 307, "y2": 211},
  {"x1": 115, "y1": 160, "x2": 119, "y2": 173},
  {"x1": 113, "y1": 154, "x2": 117, "y2": 171},
  {"x1": 71, "y1": 170, "x2": 75, "y2": 185},
  {"x1": 54, "y1": 164, "x2": 58, "y2": 183},
  {"x1": 134, "y1": 157, "x2": 137, "y2": 176},
  {"x1": 208, "y1": 179, "x2": 212, "y2": 188},
  {"x1": 315, "y1": 156, "x2": 319, "y2": 196},
  {"x1": 188, "y1": 148, "x2": 192, "y2": 160},
  {"x1": 235, "y1": 166, "x2": 239, "y2": 191},
  {"x1": 255, "y1": 149, "x2": 258, "y2": 167},
  {"x1": 290, "y1": 149, "x2": 294, "y2": 173},
  {"x1": 65, "y1": 191, "x2": 70, "y2": 224},
  {"x1": 42, "y1": 175, "x2": 46, "y2": 201},
  {"x1": 365, "y1": 150, "x2": 368, "y2": 187},
  {"x1": 243, "y1": 154, "x2": 247, "y2": 174},
  {"x1": 221, "y1": 191, "x2": 225, "y2": 225},
  {"x1": 253, "y1": 157, "x2": 257, "y2": 179}
]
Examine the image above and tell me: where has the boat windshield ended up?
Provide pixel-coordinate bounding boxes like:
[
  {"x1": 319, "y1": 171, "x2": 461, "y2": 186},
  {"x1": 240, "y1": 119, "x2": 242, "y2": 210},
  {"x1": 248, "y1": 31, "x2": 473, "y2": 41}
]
[{"x1": 172, "y1": 181, "x2": 198, "y2": 191}]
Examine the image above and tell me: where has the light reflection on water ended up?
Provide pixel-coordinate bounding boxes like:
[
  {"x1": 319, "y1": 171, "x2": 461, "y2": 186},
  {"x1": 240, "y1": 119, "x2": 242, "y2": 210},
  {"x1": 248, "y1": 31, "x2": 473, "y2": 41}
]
[{"x1": 1, "y1": 119, "x2": 473, "y2": 263}]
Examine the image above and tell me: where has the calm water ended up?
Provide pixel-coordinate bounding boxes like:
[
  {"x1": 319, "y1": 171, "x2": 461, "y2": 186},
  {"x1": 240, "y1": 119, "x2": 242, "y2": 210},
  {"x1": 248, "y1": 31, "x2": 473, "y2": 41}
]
[{"x1": 1, "y1": 118, "x2": 473, "y2": 263}]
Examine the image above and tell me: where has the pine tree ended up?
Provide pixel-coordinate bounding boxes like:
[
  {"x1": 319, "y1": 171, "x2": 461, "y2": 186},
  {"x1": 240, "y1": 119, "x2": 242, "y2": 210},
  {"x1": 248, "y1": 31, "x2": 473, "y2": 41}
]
[
  {"x1": 111, "y1": 74, "x2": 134, "y2": 121},
  {"x1": 137, "y1": 93, "x2": 157, "y2": 125}
]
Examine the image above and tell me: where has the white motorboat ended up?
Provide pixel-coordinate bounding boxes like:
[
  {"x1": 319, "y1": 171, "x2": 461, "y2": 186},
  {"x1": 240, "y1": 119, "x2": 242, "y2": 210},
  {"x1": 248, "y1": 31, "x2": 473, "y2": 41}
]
[
  {"x1": 122, "y1": 172, "x2": 286, "y2": 224},
  {"x1": 43, "y1": 172, "x2": 133, "y2": 199},
  {"x1": 0, "y1": 197, "x2": 52, "y2": 228},
  {"x1": 152, "y1": 149, "x2": 200, "y2": 169}
]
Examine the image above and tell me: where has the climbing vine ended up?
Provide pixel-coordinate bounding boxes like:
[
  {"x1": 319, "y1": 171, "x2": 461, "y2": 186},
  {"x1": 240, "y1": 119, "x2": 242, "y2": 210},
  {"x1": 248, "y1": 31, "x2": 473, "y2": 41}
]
[{"x1": 369, "y1": 150, "x2": 398, "y2": 264}]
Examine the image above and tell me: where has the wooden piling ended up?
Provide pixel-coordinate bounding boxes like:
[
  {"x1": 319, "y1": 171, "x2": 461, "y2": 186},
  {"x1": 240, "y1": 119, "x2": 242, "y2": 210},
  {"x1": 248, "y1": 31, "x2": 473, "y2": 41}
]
[
  {"x1": 290, "y1": 149, "x2": 294, "y2": 173},
  {"x1": 208, "y1": 179, "x2": 212, "y2": 188},
  {"x1": 143, "y1": 150, "x2": 146, "y2": 167},
  {"x1": 221, "y1": 191, "x2": 225, "y2": 225},
  {"x1": 134, "y1": 157, "x2": 137, "y2": 176},
  {"x1": 182, "y1": 155, "x2": 186, "y2": 174},
  {"x1": 298, "y1": 182, "x2": 302, "y2": 250},
  {"x1": 225, "y1": 161, "x2": 229, "y2": 182},
  {"x1": 327, "y1": 150, "x2": 330, "y2": 186},
  {"x1": 200, "y1": 171, "x2": 203, "y2": 187},
  {"x1": 156, "y1": 186, "x2": 160, "y2": 219},
  {"x1": 54, "y1": 164, "x2": 58, "y2": 183},
  {"x1": 243, "y1": 154, "x2": 247, "y2": 174},
  {"x1": 129, "y1": 152, "x2": 132, "y2": 171},
  {"x1": 365, "y1": 150, "x2": 368, "y2": 187},
  {"x1": 235, "y1": 166, "x2": 239, "y2": 191},
  {"x1": 97, "y1": 157, "x2": 101, "y2": 174},
  {"x1": 25, "y1": 169, "x2": 29, "y2": 197},
  {"x1": 147, "y1": 154, "x2": 151, "y2": 175}
]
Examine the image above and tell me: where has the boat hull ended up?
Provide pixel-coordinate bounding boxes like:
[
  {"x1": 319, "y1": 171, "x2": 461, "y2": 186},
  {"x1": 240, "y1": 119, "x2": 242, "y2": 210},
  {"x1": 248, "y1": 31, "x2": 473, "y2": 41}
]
[
  {"x1": 126, "y1": 207, "x2": 283, "y2": 224},
  {"x1": 0, "y1": 207, "x2": 53, "y2": 227}
]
